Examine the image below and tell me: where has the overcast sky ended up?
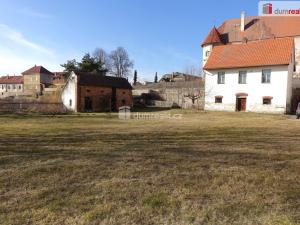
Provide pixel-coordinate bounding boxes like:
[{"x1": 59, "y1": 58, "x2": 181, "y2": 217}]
[{"x1": 0, "y1": 0, "x2": 259, "y2": 81}]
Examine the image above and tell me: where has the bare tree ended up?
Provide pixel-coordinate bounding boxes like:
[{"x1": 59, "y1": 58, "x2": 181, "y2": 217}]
[
  {"x1": 93, "y1": 48, "x2": 110, "y2": 70},
  {"x1": 184, "y1": 65, "x2": 201, "y2": 76},
  {"x1": 183, "y1": 80, "x2": 205, "y2": 109},
  {"x1": 109, "y1": 47, "x2": 134, "y2": 78}
]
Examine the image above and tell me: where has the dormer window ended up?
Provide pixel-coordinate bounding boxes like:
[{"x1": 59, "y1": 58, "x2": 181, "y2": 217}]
[{"x1": 205, "y1": 51, "x2": 211, "y2": 57}]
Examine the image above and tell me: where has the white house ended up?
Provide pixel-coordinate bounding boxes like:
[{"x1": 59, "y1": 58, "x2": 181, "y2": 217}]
[{"x1": 202, "y1": 13, "x2": 300, "y2": 114}]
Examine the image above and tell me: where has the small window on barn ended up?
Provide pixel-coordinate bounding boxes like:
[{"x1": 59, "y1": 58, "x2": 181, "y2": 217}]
[
  {"x1": 87, "y1": 89, "x2": 91, "y2": 93},
  {"x1": 123, "y1": 91, "x2": 126, "y2": 94},
  {"x1": 69, "y1": 99, "x2": 72, "y2": 107},
  {"x1": 215, "y1": 96, "x2": 223, "y2": 103},
  {"x1": 217, "y1": 72, "x2": 225, "y2": 84},
  {"x1": 263, "y1": 97, "x2": 272, "y2": 105}
]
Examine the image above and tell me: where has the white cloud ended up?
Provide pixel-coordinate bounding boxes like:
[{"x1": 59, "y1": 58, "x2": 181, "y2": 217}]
[
  {"x1": 19, "y1": 7, "x2": 52, "y2": 19},
  {"x1": 0, "y1": 47, "x2": 62, "y2": 75},
  {"x1": 0, "y1": 24, "x2": 54, "y2": 56}
]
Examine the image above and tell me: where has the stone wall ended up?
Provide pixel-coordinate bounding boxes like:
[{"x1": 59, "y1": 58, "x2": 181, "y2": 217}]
[
  {"x1": 23, "y1": 74, "x2": 40, "y2": 93},
  {"x1": 133, "y1": 80, "x2": 204, "y2": 109}
]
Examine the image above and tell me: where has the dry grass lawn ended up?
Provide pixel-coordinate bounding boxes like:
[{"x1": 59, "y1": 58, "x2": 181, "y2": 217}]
[{"x1": 0, "y1": 110, "x2": 300, "y2": 225}]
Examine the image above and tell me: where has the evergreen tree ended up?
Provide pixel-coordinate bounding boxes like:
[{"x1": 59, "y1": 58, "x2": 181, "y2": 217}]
[
  {"x1": 133, "y1": 70, "x2": 137, "y2": 85},
  {"x1": 61, "y1": 53, "x2": 106, "y2": 76},
  {"x1": 154, "y1": 72, "x2": 158, "y2": 83}
]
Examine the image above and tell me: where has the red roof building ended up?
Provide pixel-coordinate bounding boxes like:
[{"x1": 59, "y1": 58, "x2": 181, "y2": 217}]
[
  {"x1": 0, "y1": 76, "x2": 23, "y2": 84},
  {"x1": 201, "y1": 27, "x2": 223, "y2": 47},
  {"x1": 22, "y1": 65, "x2": 54, "y2": 76},
  {"x1": 204, "y1": 37, "x2": 294, "y2": 70}
]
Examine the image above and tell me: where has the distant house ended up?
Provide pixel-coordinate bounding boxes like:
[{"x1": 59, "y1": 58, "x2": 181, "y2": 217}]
[
  {"x1": 53, "y1": 72, "x2": 66, "y2": 86},
  {"x1": 0, "y1": 76, "x2": 23, "y2": 98},
  {"x1": 22, "y1": 65, "x2": 54, "y2": 94},
  {"x1": 202, "y1": 13, "x2": 300, "y2": 113},
  {"x1": 61, "y1": 71, "x2": 133, "y2": 112},
  {"x1": 160, "y1": 72, "x2": 200, "y2": 83}
]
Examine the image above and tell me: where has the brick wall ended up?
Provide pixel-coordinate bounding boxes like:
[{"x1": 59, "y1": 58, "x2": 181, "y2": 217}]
[
  {"x1": 77, "y1": 85, "x2": 132, "y2": 112},
  {"x1": 116, "y1": 88, "x2": 133, "y2": 109},
  {"x1": 78, "y1": 86, "x2": 112, "y2": 112}
]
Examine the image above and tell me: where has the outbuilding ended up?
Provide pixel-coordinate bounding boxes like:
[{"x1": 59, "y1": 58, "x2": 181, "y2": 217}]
[{"x1": 61, "y1": 71, "x2": 133, "y2": 112}]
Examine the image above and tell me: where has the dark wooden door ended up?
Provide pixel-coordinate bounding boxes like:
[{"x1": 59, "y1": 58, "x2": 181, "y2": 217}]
[
  {"x1": 84, "y1": 97, "x2": 93, "y2": 112},
  {"x1": 237, "y1": 98, "x2": 246, "y2": 111},
  {"x1": 111, "y1": 87, "x2": 117, "y2": 111}
]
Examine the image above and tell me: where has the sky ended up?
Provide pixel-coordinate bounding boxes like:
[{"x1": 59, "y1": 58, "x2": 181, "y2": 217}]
[{"x1": 0, "y1": 0, "x2": 260, "y2": 81}]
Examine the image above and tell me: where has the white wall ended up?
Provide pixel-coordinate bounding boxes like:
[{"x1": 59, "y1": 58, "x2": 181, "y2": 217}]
[
  {"x1": 61, "y1": 72, "x2": 77, "y2": 112},
  {"x1": 294, "y1": 37, "x2": 300, "y2": 73},
  {"x1": 202, "y1": 45, "x2": 212, "y2": 67},
  {"x1": 204, "y1": 66, "x2": 290, "y2": 113}
]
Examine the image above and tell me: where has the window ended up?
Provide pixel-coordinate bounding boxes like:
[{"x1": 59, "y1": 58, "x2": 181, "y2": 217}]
[
  {"x1": 263, "y1": 97, "x2": 272, "y2": 105},
  {"x1": 217, "y1": 72, "x2": 225, "y2": 84},
  {"x1": 69, "y1": 99, "x2": 72, "y2": 107},
  {"x1": 205, "y1": 51, "x2": 211, "y2": 57},
  {"x1": 13, "y1": 85, "x2": 16, "y2": 89},
  {"x1": 19, "y1": 85, "x2": 22, "y2": 90},
  {"x1": 262, "y1": 69, "x2": 271, "y2": 83},
  {"x1": 238, "y1": 71, "x2": 247, "y2": 84},
  {"x1": 215, "y1": 96, "x2": 223, "y2": 103},
  {"x1": 7, "y1": 85, "x2": 10, "y2": 89},
  {"x1": 123, "y1": 91, "x2": 126, "y2": 94}
]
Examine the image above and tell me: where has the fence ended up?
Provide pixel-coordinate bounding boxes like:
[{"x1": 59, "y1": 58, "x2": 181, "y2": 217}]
[{"x1": 0, "y1": 100, "x2": 67, "y2": 114}]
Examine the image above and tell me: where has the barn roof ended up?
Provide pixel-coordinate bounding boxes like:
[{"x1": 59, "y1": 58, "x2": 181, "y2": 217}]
[{"x1": 77, "y1": 72, "x2": 132, "y2": 89}]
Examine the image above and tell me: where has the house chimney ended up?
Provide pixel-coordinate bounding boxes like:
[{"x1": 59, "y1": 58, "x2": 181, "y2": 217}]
[{"x1": 241, "y1": 11, "x2": 245, "y2": 32}]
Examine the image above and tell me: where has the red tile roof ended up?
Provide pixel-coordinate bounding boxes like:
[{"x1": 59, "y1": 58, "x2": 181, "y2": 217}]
[
  {"x1": 202, "y1": 27, "x2": 223, "y2": 47},
  {"x1": 0, "y1": 76, "x2": 23, "y2": 84},
  {"x1": 203, "y1": 37, "x2": 294, "y2": 70},
  {"x1": 216, "y1": 16, "x2": 300, "y2": 44},
  {"x1": 22, "y1": 65, "x2": 54, "y2": 76}
]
